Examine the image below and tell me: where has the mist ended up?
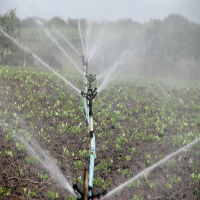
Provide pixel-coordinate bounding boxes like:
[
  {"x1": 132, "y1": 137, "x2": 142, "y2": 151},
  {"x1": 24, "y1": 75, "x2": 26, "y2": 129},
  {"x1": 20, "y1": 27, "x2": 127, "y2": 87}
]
[{"x1": 2, "y1": 14, "x2": 199, "y2": 83}]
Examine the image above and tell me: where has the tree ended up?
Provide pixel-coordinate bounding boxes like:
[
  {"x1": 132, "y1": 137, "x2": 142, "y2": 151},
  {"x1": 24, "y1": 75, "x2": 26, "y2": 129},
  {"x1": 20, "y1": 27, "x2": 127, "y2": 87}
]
[
  {"x1": 48, "y1": 17, "x2": 67, "y2": 27},
  {"x1": 0, "y1": 9, "x2": 20, "y2": 65}
]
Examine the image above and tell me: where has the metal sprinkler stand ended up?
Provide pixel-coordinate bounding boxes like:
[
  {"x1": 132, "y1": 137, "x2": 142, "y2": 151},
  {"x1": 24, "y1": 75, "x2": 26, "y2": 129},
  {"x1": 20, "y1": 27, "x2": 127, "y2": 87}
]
[
  {"x1": 81, "y1": 75, "x2": 98, "y2": 200},
  {"x1": 73, "y1": 55, "x2": 107, "y2": 200},
  {"x1": 73, "y1": 84, "x2": 107, "y2": 200}
]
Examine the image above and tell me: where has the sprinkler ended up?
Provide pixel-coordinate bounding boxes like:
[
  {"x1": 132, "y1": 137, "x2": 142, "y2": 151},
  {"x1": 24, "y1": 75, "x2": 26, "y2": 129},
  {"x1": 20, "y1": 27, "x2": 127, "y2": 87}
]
[
  {"x1": 73, "y1": 55, "x2": 107, "y2": 200},
  {"x1": 80, "y1": 73, "x2": 97, "y2": 200}
]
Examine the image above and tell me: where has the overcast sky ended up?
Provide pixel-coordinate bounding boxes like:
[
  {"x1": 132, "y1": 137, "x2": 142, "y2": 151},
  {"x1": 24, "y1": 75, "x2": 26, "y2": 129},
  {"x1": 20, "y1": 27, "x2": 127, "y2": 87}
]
[{"x1": 0, "y1": 0, "x2": 199, "y2": 23}]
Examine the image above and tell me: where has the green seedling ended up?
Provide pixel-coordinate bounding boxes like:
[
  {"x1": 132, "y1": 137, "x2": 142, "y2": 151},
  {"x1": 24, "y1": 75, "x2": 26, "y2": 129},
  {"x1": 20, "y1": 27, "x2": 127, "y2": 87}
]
[
  {"x1": 94, "y1": 177, "x2": 112, "y2": 190},
  {"x1": 118, "y1": 169, "x2": 132, "y2": 177},
  {"x1": 0, "y1": 150, "x2": 13, "y2": 157},
  {"x1": 74, "y1": 176, "x2": 83, "y2": 184},
  {"x1": 132, "y1": 194, "x2": 144, "y2": 200},
  {"x1": 0, "y1": 186, "x2": 11, "y2": 197},
  {"x1": 25, "y1": 156, "x2": 38, "y2": 164},
  {"x1": 16, "y1": 142, "x2": 26, "y2": 151},
  {"x1": 165, "y1": 183, "x2": 173, "y2": 189},
  {"x1": 48, "y1": 190, "x2": 58, "y2": 200},
  {"x1": 95, "y1": 161, "x2": 111, "y2": 173},
  {"x1": 74, "y1": 160, "x2": 85, "y2": 170},
  {"x1": 38, "y1": 172, "x2": 48, "y2": 180},
  {"x1": 19, "y1": 169, "x2": 23, "y2": 177}
]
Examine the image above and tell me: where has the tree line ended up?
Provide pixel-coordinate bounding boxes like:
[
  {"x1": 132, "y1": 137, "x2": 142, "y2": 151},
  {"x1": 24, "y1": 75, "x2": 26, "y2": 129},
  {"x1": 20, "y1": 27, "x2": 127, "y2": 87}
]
[{"x1": 0, "y1": 9, "x2": 200, "y2": 79}]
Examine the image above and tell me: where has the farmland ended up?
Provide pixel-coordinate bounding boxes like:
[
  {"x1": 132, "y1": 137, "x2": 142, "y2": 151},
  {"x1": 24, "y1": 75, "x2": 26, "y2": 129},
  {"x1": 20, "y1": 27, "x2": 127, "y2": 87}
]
[{"x1": 0, "y1": 66, "x2": 200, "y2": 199}]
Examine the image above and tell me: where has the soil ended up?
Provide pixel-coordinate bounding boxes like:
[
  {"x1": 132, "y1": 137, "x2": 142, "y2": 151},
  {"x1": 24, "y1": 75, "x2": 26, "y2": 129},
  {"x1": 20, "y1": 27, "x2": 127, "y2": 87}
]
[{"x1": 0, "y1": 73, "x2": 200, "y2": 200}]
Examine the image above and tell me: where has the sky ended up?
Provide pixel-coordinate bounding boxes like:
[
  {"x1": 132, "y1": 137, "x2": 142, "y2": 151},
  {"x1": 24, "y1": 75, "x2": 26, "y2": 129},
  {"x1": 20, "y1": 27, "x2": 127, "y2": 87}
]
[{"x1": 0, "y1": 0, "x2": 200, "y2": 23}]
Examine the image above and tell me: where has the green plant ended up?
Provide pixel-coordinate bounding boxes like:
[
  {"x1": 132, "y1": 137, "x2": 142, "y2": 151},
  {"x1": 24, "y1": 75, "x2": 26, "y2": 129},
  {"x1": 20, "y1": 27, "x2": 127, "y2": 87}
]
[
  {"x1": 62, "y1": 146, "x2": 74, "y2": 157},
  {"x1": 48, "y1": 190, "x2": 58, "y2": 200},
  {"x1": 169, "y1": 175, "x2": 181, "y2": 184},
  {"x1": 23, "y1": 188, "x2": 37, "y2": 198},
  {"x1": 191, "y1": 166, "x2": 200, "y2": 182},
  {"x1": 25, "y1": 156, "x2": 38, "y2": 164},
  {"x1": 38, "y1": 172, "x2": 48, "y2": 180},
  {"x1": 165, "y1": 183, "x2": 173, "y2": 189},
  {"x1": 19, "y1": 168, "x2": 23, "y2": 177},
  {"x1": 3, "y1": 168, "x2": 7, "y2": 174},
  {"x1": 145, "y1": 153, "x2": 153, "y2": 166},
  {"x1": 94, "y1": 177, "x2": 112, "y2": 189},
  {"x1": 195, "y1": 189, "x2": 200, "y2": 199},
  {"x1": 129, "y1": 147, "x2": 137, "y2": 154},
  {"x1": 145, "y1": 178, "x2": 156, "y2": 189},
  {"x1": 78, "y1": 149, "x2": 90, "y2": 158},
  {"x1": 95, "y1": 161, "x2": 111, "y2": 173},
  {"x1": 118, "y1": 169, "x2": 132, "y2": 177},
  {"x1": 124, "y1": 155, "x2": 132, "y2": 161},
  {"x1": 0, "y1": 150, "x2": 13, "y2": 157},
  {"x1": 74, "y1": 160, "x2": 85, "y2": 170},
  {"x1": 0, "y1": 186, "x2": 11, "y2": 196},
  {"x1": 74, "y1": 176, "x2": 83, "y2": 184},
  {"x1": 16, "y1": 142, "x2": 26, "y2": 151},
  {"x1": 114, "y1": 133, "x2": 128, "y2": 151}
]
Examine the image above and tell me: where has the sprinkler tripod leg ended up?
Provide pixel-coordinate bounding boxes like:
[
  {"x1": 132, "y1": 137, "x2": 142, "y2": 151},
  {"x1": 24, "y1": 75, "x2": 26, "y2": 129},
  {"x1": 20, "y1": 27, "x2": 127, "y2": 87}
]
[
  {"x1": 83, "y1": 167, "x2": 89, "y2": 200},
  {"x1": 73, "y1": 167, "x2": 90, "y2": 200}
]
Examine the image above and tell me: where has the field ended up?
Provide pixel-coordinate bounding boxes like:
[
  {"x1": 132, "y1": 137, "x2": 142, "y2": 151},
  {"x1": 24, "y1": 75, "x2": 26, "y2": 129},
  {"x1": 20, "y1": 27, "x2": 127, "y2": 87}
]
[{"x1": 0, "y1": 66, "x2": 200, "y2": 200}]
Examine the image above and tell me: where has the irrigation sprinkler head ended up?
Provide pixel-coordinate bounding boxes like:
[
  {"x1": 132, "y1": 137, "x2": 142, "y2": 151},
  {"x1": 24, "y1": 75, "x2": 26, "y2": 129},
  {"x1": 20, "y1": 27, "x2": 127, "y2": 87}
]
[
  {"x1": 81, "y1": 72, "x2": 97, "y2": 100},
  {"x1": 81, "y1": 88, "x2": 98, "y2": 101},
  {"x1": 81, "y1": 87, "x2": 97, "y2": 116}
]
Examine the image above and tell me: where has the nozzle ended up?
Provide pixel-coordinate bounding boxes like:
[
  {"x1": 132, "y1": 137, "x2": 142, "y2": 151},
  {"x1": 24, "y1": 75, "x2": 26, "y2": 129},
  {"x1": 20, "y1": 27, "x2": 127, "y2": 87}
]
[{"x1": 81, "y1": 91, "x2": 86, "y2": 97}]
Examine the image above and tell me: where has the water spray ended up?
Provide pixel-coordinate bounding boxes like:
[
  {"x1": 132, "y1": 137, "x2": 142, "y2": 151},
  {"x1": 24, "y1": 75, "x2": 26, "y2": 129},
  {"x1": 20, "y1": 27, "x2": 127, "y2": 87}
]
[
  {"x1": 36, "y1": 20, "x2": 84, "y2": 75},
  {"x1": 52, "y1": 25, "x2": 81, "y2": 57},
  {"x1": 0, "y1": 26, "x2": 81, "y2": 95},
  {"x1": 101, "y1": 136, "x2": 200, "y2": 199}
]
